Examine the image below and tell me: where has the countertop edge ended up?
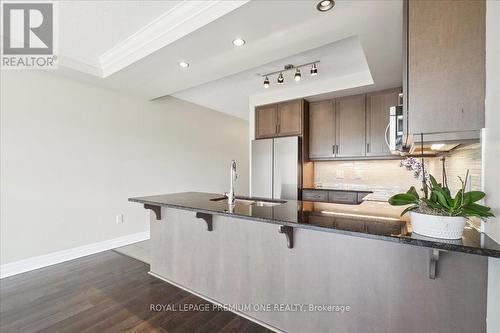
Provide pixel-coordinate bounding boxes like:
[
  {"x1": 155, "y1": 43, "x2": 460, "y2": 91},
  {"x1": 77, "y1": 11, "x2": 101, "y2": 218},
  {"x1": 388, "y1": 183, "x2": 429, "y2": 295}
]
[{"x1": 129, "y1": 197, "x2": 500, "y2": 258}]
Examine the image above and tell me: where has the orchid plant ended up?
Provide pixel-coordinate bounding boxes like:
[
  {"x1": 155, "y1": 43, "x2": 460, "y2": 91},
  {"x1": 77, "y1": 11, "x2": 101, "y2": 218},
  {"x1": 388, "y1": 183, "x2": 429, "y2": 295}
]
[{"x1": 389, "y1": 171, "x2": 494, "y2": 219}]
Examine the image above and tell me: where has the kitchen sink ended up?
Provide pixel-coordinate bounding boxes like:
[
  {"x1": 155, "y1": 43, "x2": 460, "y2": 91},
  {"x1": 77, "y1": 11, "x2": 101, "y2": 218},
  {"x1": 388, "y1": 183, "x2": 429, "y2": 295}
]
[{"x1": 210, "y1": 196, "x2": 286, "y2": 207}]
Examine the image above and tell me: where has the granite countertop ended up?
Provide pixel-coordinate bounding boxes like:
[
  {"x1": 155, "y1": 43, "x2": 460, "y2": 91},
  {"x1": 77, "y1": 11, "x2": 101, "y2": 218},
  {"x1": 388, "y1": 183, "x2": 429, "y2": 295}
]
[{"x1": 129, "y1": 192, "x2": 500, "y2": 258}]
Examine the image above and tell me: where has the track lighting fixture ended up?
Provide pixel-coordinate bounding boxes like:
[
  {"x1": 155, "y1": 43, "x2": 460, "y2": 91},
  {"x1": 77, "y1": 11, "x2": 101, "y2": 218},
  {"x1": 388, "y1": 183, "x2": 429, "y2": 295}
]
[
  {"x1": 310, "y1": 63, "x2": 318, "y2": 76},
  {"x1": 263, "y1": 76, "x2": 270, "y2": 88},
  {"x1": 259, "y1": 61, "x2": 319, "y2": 88},
  {"x1": 294, "y1": 68, "x2": 301, "y2": 81},
  {"x1": 277, "y1": 72, "x2": 284, "y2": 84}
]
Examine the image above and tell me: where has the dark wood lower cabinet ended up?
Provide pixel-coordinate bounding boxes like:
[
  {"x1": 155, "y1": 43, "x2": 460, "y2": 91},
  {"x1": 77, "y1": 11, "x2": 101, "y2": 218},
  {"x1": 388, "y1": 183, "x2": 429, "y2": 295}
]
[{"x1": 302, "y1": 189, "x2": 369, "y2": 204}]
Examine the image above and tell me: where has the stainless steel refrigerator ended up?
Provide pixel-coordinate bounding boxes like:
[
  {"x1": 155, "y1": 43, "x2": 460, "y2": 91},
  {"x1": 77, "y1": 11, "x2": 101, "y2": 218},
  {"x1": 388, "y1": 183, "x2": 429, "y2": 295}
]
[{"x1": 251, "y1": 136, "x2": 301, "y2": 200}]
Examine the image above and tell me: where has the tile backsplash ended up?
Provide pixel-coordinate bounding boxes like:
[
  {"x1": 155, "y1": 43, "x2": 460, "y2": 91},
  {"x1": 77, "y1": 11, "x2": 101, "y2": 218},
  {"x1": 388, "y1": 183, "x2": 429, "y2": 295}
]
[
  {"x1": 313, "y1": 145, "x2": 481, "y2": 200},
  {"x1": 314, "y1": 159, "x2": 437, "y2": 199},
  {"x1": 442, "y1": 145, "x2": 482, "y2": 193}
]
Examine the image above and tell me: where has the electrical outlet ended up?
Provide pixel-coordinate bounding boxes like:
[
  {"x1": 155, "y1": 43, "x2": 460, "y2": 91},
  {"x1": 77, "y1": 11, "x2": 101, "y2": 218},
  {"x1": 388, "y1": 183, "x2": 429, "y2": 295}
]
[
  {"x1": 116, "y1": 214, "x2": 124, "y2": 224},
  {"x1": 336, "y1": 170, "x2": 344, "y2": 179}
]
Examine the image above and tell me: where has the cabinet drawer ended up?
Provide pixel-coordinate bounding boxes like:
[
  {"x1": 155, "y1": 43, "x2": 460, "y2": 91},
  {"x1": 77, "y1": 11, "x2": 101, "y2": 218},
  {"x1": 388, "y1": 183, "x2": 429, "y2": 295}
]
[
  {"x1": 328, "y1": 191, "x2": 357, "y2": 204},
  {"x1": 302, "y1": 190, "x2": 328, "y2": 202}
]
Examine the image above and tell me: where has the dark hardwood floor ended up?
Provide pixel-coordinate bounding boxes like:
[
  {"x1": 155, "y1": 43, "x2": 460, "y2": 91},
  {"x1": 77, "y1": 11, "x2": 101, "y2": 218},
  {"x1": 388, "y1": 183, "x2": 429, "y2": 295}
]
[{"x1": 0, "y1": 251, "x2": 272, "y2": 333}]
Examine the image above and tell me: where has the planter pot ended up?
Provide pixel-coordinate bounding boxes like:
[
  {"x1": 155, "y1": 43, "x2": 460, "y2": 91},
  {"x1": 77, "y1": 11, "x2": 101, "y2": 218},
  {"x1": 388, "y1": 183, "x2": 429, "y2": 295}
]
[{"x1": 410, "y1": 211, "x2": 466, "y2": 240}]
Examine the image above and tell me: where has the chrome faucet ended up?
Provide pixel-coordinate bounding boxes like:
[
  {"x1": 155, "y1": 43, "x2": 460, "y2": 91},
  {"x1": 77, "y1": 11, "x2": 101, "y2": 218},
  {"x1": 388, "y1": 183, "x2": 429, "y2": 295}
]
[{"x1": 226, "y1": 160, "x2": 238, "y2": 205}]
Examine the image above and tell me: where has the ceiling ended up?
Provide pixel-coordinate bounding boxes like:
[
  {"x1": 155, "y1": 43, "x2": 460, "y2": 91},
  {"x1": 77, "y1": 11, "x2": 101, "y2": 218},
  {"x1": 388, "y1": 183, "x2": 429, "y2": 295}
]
[
  {"x1": 54, "y1": 0, "x2": 403, "y2": 120},
  {"x1": 59, "y1": 1, "x2": 182, "y2": 71}
]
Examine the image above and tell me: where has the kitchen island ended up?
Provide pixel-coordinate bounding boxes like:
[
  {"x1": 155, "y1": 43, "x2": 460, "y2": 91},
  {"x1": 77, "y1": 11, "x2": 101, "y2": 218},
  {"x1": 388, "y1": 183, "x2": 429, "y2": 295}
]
[{"x1": 129, "y1": 192, "x2": 499, "y2": 333}]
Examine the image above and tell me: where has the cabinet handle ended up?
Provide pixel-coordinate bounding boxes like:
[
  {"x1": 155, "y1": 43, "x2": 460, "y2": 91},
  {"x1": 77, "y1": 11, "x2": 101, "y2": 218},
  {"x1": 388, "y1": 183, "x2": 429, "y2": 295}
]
[
  {"x1": 336, "y1": 145, "x2": 340, "y2": 155},
  {"x1": 333, "y1": 145, "x2": 335, "y2": 155},
  {"x1": 366, "y1": 143, "x2": 370, "y2": 153}
]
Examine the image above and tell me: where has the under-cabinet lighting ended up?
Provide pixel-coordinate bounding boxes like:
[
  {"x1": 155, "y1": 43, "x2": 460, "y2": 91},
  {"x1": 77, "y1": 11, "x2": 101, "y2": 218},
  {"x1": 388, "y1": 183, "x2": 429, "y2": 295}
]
[{"x1": 431, "y1": 143, "x2": 445, "y2": 150}]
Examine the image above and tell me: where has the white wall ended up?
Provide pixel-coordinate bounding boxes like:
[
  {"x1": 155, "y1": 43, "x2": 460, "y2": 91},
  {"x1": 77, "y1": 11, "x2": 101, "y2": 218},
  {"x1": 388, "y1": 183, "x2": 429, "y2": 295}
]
[
  {"x1": 484, "y1": 1, "x2": 500, "y2": 332},
  {"x1": 0, "y1": 70, "x2": 249, "y2": 266}
]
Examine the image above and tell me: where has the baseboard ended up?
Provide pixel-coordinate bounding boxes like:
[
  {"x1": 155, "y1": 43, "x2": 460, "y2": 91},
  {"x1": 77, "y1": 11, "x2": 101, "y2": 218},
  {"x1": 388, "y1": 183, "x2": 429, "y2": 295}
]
[{"x1": 0, "y1": 231, "x2": 150, "y2": 279}]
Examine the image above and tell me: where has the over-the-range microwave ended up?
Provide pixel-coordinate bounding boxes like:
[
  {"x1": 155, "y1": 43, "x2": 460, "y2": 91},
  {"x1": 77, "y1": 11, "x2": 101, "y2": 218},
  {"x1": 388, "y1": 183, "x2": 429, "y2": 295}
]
[{"x1": 386, "y1": 105, "x2": 404, "y2": 154}]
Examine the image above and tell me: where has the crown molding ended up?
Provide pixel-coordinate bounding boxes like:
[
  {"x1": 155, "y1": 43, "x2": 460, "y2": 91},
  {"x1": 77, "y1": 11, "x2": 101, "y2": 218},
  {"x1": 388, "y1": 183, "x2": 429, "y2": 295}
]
[
  {"x1": 98, "y1": 0, "x2": 249, "y2": 78},
  {"x1": 58, "y1": 54, "x2": 103, "y2": 77}
]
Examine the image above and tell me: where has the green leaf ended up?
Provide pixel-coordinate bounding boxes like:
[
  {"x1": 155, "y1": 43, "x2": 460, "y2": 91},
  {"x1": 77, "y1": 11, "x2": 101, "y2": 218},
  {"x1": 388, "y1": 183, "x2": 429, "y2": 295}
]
[
  {"x1": 406, "y1": 186, "x2": 419, "y2": 199},
  {"x1": 421, "y1": 198, "x2": 439, "y2": 209},
  {"x1": 463, "y1": 191, "x2": 486, "y2": 205},
  {"x1": 388, "y1": 193, "x2": 419, "y2": 206},
  {"x1": 430, "y1": 191, "x2": 438, "y2": 203},
  {"x1": 466, "y1": 203, "x2": 492, "y2": 212},
  {"x1": 462, "y1": 208, "x2": 495, "y2": 218},
  {"x1": 429, "y1": 175, "x2": 440, "y2": 189},
  {"x1": 432, "y1": 190, "x2": 450, "y2": 209},
  {"x1": 400, "y1": 205, "x2": 419, "y2": 216},
  {"x1": 453, "y1": 189, "x2": 463, "y2": 210}
]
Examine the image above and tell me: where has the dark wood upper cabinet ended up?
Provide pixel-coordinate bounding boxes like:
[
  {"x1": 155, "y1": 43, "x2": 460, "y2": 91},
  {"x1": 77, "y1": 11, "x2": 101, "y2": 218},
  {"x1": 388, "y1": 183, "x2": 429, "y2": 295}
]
[
  {"x1": 255, "y1": 99, "x2": 304, "y2": 139},
  {"x1": 309, "y1": 100, "x2": 335, "y2": 159},
  {"x1": 407, "y1": 0, "x2": 485, "y2": 134},
  {"x1": 335, "y1": 94, "x2": 366, "y2": 158},
  {"x1": 277, "y1": 100, "x2": 302, "y2": 136},
  {"x1": 255, "y1": 104, "x2": 278, "y2": 138},
  {"x1": 366, "y1": 88, "x2": 401, "y2": 157},
  {"x1": 308, "y1": 88, "x2": 401, "y2": 160}
]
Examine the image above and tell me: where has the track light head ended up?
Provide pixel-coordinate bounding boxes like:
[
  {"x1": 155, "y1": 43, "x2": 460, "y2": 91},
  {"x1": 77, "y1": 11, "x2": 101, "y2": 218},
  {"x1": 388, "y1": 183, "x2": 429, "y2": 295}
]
[
  {"x1": 294, "y1": 68, "x2": 301, "y2": 81},
  {"x1": 277, "y1": 72, "x2": 284, "y2": 84},
  {"x1": 263, "y1": 76, "x2": 270, "y2": 88},
  {"x1": 310, "y1": 63, "x2": 318, "y2": 76}
]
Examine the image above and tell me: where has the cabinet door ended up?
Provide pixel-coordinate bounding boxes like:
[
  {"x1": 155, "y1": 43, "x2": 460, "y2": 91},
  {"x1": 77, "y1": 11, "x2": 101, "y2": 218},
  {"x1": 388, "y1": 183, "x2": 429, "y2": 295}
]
[
  {"x1": 309, "y1": 100, "x2": 335, "y2": 159},
  {"x1": 408, "y1": 0, "x2": 485, "y2": 134},
  {"x1": 335, "y1": 94, "x2": 366, "y2": 157},
  {"x1": 277, "y1": 100, "x2": 302, "y2": 136},
  {"x1": 255, "y1": 104, "x2": 277, "y2": 139},
  {"x1": 366, "y1": 88, "x2": 401, "y2": 156}
]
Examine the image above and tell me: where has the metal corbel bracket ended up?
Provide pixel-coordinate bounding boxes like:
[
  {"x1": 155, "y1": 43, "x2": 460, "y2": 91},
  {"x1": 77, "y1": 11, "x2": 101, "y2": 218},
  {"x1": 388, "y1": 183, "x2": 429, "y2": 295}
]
[
  {"x1": 144, "y1": 204, "x2": 161, "y2": 220},
  {"x1": 196, "y1": 212, "x2": 213, "y2": 231},
  {"x1": 279, "y1": 226, "x2": 294, "y2": 249},
  {"x1": 429, "y1": 249, "x2": 446, "y2": 280}
]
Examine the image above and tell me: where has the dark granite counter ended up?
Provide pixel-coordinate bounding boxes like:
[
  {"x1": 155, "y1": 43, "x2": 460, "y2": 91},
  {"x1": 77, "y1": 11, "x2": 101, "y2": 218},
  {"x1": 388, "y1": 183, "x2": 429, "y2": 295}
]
[{"x1": 129, "y1": 192, "x2": 500, "y2": 258}]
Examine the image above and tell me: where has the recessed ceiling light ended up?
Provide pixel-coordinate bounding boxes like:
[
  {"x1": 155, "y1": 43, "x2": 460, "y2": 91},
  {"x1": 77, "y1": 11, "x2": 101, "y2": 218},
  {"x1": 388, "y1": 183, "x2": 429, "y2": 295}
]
[
  {"x1": 316, "y1": 0, "x2": 335, "y2": 12},
  {"x1": 232, "y1": 38, "x2": 245, "y2": 47},
  {"x1": 178, "y1": 61, "x2": 189, "y2": 68}
]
